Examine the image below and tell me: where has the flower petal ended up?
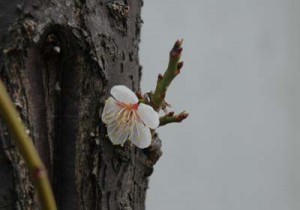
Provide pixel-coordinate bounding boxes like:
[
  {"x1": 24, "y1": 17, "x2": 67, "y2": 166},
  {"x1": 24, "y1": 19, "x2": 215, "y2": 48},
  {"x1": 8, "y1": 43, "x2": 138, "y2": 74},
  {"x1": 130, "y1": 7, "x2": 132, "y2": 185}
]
[
  {"x1": 137, "y1": 103, "x2": 159, "y2": 129},
  {"x1": 107, "y1": 121, "x2": 130, "y2": 146},
  {"x1": 101, "y1": 97, "x2": 120, "y2": 124},
  {"x1": 111, "y1": 85, "x2": 138, "y2": 104},
  {"x1": 129, "y1": 122, "x2": 151, "y2": 149}
]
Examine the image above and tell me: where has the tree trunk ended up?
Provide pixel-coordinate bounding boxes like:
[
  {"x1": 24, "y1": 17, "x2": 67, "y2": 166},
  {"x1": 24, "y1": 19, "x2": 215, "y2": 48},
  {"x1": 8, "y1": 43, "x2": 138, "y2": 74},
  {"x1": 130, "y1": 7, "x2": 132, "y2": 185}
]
[{"x1": 0, "y1": 0, "x2": 162, "y2": 209}]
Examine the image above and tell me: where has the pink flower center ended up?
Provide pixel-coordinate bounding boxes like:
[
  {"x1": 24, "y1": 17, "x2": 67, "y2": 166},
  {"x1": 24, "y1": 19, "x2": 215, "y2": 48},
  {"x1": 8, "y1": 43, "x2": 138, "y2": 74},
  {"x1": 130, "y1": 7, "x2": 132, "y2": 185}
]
[{"x1": 117, "y1": 102, "x2": 139, "y2": 111}]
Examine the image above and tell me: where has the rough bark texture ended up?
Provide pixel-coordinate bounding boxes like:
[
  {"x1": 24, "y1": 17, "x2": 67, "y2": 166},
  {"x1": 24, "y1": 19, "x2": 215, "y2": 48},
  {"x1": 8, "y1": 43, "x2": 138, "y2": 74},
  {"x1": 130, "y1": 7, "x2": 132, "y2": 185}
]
[{"x1": 0, "y1": 0, "x2": 162, "y2": 209}]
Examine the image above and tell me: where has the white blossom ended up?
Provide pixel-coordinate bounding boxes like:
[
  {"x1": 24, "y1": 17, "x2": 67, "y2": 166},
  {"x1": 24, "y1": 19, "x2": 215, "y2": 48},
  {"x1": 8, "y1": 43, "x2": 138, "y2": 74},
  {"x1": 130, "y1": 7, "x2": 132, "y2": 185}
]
[{"x1": 102, "y1": 85, "x2": 159, "y2": 149}]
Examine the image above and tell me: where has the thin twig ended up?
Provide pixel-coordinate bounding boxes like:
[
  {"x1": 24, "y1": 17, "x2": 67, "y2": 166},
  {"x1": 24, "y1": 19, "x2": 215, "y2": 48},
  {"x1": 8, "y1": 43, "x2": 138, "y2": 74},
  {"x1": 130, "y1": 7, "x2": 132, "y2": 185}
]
[
  {"x1": 159, "y1": 111, "x2": 189, "y2": 127},
  {"x1": 0, "y1": 80, "x2": 57, "y2": 210}
]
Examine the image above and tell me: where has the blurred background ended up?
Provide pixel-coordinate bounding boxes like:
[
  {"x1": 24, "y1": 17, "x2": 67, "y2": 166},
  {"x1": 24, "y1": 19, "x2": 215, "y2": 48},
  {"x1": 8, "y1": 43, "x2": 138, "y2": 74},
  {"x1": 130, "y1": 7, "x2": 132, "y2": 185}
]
[{"x1": 139, "y1": 0, "x2": 300, "y2": 210}]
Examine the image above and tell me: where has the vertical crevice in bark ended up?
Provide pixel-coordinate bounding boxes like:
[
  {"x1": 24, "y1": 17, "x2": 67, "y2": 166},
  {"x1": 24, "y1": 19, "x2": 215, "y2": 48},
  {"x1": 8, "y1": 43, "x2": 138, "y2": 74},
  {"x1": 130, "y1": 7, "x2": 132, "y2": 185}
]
[
  {"x1": 27, "y1": 26, "x2": 83, "y2": 209},
  {"x1": 54, "y1": 45, "x2": 80, "y2": 210},
  {"x1": 46, "y1": 28, "x2": 80, "y2": 210}
]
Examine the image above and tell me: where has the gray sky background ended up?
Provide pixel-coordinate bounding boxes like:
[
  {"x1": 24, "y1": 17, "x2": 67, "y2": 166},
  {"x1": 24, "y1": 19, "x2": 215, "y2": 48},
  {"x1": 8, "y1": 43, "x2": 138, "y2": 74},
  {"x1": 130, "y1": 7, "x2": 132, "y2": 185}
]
[{"x1": 139, "y1": 0, "x2": 300, "y2": 210}]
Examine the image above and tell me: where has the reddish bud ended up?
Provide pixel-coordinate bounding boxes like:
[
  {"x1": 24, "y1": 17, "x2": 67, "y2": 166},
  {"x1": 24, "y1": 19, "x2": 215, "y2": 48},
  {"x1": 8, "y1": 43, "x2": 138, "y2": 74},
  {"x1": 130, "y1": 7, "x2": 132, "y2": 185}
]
[
  {"x1": 176, "y1": 47, "x2": 183, "y2": 54},
  {"x1": 167, "y1": 111, "x2": 175, "y2": 117},
  {"x1": 136, "y1": 90, "x2": 143, "y2": 99},
  {"x1": 171, "y1": 47, "x2": 183, "y2": 58},
  {"x1": 158, "y1": 73, "x2": 163, "y2": 81},
  {"x1": 171, "y1": 39, "x2": 183, "y2": 58},
  {"x1": 174, "y1": 39, "x2": 183, "y2": 48},
  {"x1": 177, "y1": 61, "x2": 184, "y2": 70},
  {"x1": 178, "y1": 112, "x2": 189, "y2": 121}
]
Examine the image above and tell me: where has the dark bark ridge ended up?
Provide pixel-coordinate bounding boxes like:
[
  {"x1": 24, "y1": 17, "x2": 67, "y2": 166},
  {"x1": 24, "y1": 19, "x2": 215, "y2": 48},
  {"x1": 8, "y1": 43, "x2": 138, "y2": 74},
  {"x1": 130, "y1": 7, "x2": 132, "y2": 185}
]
[{"x1": 0, "y1": 0, "x2": 162, "y2": 209}]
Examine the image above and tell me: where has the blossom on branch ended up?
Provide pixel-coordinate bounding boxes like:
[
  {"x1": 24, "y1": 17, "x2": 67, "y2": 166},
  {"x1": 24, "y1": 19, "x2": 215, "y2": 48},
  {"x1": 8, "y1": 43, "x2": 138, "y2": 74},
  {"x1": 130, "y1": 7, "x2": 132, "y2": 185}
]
[{"x1": 102, "y1": 85, "x2": 159, "y2": 149}]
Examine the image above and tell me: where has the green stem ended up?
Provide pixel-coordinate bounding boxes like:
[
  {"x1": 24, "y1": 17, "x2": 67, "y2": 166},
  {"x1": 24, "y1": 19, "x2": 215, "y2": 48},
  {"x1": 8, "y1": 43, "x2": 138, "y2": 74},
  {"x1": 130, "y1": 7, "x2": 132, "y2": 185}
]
[
  {"x1": 0, "y1": 80, "x2": 57, "y2": 210},
  {"x1": 152, "y1": 39, "x2": 184, "y2": 111},
  {"x1": 159, "y1": 111, "x2": 189, "y2": 127}
]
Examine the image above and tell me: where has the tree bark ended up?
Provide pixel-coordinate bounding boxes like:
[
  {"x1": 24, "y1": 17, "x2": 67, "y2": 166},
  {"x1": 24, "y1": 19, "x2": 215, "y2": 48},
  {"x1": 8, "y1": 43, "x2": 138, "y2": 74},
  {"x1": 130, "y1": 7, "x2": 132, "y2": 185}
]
[{"x1": 0, "y1": 0, "x2": 162, "y2": 209}]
